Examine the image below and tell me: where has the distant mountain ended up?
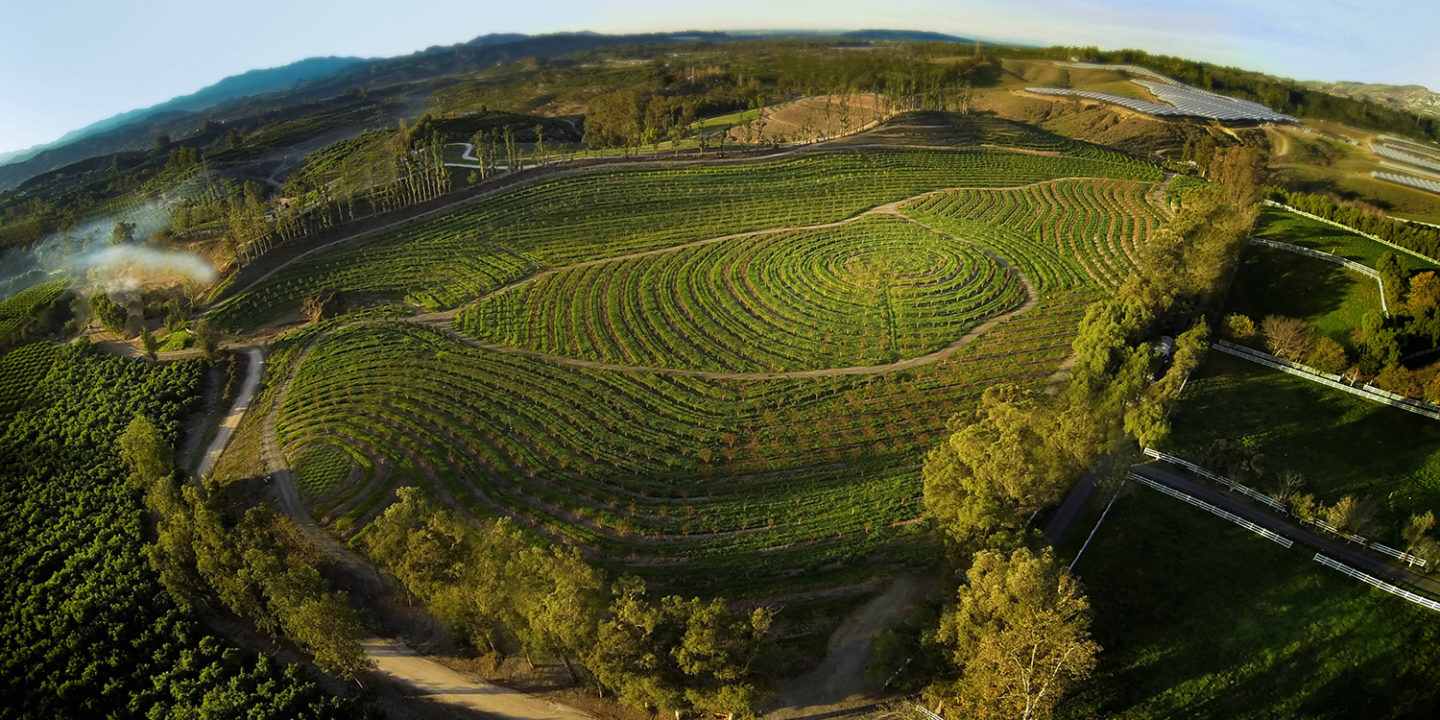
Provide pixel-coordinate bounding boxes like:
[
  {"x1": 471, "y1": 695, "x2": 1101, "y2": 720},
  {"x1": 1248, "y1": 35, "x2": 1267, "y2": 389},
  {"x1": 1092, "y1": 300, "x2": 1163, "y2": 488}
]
[
  {"x1": 1303, "y1": 81, "x2": 1440, "y2": 120},
  {"x1": 838, "y1": 29, "x2": 972, "y2": 43},
  {"x1": 0, "y1": 56, "x2": 366, "y2": 188},
  {"x1": 0, "y1": 29, "x2": 984, "y2": 190}
]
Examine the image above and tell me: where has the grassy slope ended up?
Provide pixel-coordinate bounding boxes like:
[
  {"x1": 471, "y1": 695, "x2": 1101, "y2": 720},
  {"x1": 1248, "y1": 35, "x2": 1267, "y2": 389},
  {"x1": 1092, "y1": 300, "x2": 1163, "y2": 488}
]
[
  {"x1": 1061, "y1": 489, "x2": 1440, "y2": 720},
  {"x1": 1252, "y1": 206, "x2": 1440, "y2": 272},
  {"x1": 1161, "y1": 352, "x2": 1440, "y2": 542},
  {"x1": 1226, "y1": 244, "x2": 1379, "y2": 350}
]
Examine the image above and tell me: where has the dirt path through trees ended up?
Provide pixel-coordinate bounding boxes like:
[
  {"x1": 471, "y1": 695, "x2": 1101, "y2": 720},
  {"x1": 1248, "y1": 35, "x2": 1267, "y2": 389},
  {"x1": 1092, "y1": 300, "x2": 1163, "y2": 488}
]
[
  {"x1": 769, "y1": 576, "x2": 928, "y2": 718},
  {"x1": 194, "y1": 347, "x2": 263, "y2": 479}
]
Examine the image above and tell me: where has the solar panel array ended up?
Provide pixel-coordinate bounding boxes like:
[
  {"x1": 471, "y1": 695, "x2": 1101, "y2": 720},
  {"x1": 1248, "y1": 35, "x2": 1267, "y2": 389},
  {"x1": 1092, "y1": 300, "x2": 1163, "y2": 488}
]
[
  {"x1": 1374, "y1": 171, "x2": 1440, "y2": 195},
  {"x1": 1026, "y1": 80, "x2": 1295, "y2": 123},
  {"x1": 1374, "y1": 143, "x2": 1440, "y2": 174},
  {"x1": 1134, "y1": 80, "x2": 1295, "y2": 123}
]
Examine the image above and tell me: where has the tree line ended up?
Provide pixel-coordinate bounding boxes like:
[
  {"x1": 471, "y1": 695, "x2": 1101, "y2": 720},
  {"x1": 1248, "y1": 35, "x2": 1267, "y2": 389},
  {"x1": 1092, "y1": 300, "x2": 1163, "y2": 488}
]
[
  {"x1": 364, "y1": 487, "x2": 774, "y2": 719},
  {"x1": 905, "y1": 147, "x2": 1263, "y2": 720},
  {"x1": 1269, "y1": 189, "x2": 1440, "y2": 262}
]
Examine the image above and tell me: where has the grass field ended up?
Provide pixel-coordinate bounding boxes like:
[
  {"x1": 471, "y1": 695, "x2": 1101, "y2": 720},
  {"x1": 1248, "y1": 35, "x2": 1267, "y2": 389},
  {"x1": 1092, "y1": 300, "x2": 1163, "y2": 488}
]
[
  {"x1": 1161, "y1": 352, "x2": 1440, "y2": 545},
  {"x1": 1226, "y1": 244, "x2": 1380, "y2": 350},
  {"x1": 1252, "y1": 206, "x2": 1440, "y2": 273},
  {"x1": 1059, "y1": 488, "x2": 1440, "y2": 720}
]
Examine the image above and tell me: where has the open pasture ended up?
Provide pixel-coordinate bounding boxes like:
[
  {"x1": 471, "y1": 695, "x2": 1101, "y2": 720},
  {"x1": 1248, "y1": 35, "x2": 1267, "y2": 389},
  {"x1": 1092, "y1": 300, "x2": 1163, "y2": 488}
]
[{"x1": 207, "y1": 115, "x2": 1162, "y2": 330}]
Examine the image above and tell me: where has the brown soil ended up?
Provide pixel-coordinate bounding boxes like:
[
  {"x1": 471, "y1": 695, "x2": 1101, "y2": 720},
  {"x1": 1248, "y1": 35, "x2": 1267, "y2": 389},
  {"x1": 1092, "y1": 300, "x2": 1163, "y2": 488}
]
[{"x1": 727, "y1": 94, "x2": 891, "y2": 144}]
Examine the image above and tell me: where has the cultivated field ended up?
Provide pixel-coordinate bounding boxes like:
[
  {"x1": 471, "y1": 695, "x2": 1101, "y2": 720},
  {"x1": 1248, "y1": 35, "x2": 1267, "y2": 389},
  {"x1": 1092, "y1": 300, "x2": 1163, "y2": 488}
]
[
  {"x1": 209, "y1": 114, "x2": 1174, "y2": 609},
  {"x1": 208, "y1": 120, "x2": 1160, "y2": 330}
]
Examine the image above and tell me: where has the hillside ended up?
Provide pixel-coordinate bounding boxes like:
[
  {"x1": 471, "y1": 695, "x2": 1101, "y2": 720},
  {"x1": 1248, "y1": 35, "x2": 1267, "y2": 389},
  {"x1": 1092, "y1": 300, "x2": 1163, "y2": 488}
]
[
  {"x1": 1304, "y1": 80, "x2": 1440, "y2": 120},
  {"x1": 0, "y1": 57, "x2": 366, "y2": 186}
]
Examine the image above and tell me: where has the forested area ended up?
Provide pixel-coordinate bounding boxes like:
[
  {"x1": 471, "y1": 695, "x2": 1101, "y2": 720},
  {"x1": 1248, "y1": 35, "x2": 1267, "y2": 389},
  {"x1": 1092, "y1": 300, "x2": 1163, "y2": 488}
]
[
  {"x1": 363, "y1": 488, "x2": 774, "y2": 718},
  {"x1": 0, "y1": 343, "x2": 358, "y2": 718}
]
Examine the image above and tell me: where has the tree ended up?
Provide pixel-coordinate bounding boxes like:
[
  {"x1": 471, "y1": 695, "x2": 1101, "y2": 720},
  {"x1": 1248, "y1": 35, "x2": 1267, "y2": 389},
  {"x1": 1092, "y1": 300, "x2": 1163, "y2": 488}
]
[
  {"x1": 1375, "y1": 364, "x2": 1423, "y2": 398},
  {"x1": 193, "y1": 319, "x2": 220, "y2": 359},
  {"x1": 923, "y1": 384, "x2": 1075, "y2": 549},
  {"x1": 1222, "y1": 313, "x2": 1256, "y2": 340},
  {"x1": 119, "y1": 414, "x2": 172, "y2": 490},
  {"x1": 932, "y1": 548, "x2": 1099, "y2": 720},
  {"x1": 111, "y1": 221, "x2": 136, "y2": 245},
  {"x1": 1403, "y1": 511, "x2": 1436, "y2": 552},
  {"x1": 301, "y1": 291, "x2": 334, "y2": 324},
  {"x1": 1407, "y1": 271, "x2": 1440, "y2": 317},
  {"x1": 1322, "y1": 495, "x2": 1376, "y2": 536},
  {"x1": 1352, "y1": 312, "x2": 1401, "y2": 373},
  {"x1": 1304, "y1": 336, "x2": 1349, "y2": 374},
  {"x1": 90, "y1": 293, "x2": 128, "y2": 334},
  {"x1": 513, "y1": 544, "x2": 606, "y2": 681},
  {"x1": 140, "y1": 327, "x2": 158, "y2": 360},
  {"x1": 1377, "y1": 251, "x2": 1407, "y2": 310},
  {"x1": 1261, "y1": 315, "x2": 1315, "y2": 361}
]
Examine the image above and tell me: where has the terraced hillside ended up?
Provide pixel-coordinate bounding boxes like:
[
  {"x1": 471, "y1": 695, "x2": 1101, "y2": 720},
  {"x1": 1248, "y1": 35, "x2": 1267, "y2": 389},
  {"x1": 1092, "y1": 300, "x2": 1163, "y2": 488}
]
[
  {"x1": 215, "y1": 113, "x2": 1176, "y2": 619},
  {"x1": 458, "y1": 214, "x2": 1026, "y2": 372},
  {"x1": 207, "y1": 115, "x2": 1161, "y2": 330}
]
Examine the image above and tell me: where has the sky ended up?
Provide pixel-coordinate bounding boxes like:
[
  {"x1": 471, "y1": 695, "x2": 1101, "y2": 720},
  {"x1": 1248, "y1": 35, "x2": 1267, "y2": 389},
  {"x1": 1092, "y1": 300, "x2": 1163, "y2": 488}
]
[{"x1": 1, "y1": 0, "x2": 1438, "y2": 154}]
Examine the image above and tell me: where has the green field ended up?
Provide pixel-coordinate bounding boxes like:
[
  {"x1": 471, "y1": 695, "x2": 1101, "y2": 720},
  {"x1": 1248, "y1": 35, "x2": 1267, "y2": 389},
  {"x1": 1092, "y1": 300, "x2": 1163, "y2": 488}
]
[
  {"x1": 1161, "y1": 352, "x2": 1440, "y2": 544},
  {"x1": 207, "y1": 121, "x2": 1162, "y2": 330},
  {"x1": 1060, "y1": 489, "x2": 1440, "y2": 720},
  {"x1": 213, "y1": 115, "x2": 1171, "y2": 638},
  {"x1": 1227, "y1": 244, "x2": 1381, "y2": 349},
  {"x1": 1253, "y1": 206, "x2": 1440, "y2": 273}
]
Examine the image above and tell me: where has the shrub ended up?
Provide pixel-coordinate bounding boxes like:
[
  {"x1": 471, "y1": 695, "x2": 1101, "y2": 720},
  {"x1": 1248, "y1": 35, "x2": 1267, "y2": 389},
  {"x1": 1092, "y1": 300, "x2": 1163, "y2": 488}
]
[
  {"x1": 1222, "y1": 313, "x2": 1256, "y2": 340},
  {"x1": 1304, "y1": 336, "x2": 1349, "y2": 374}
]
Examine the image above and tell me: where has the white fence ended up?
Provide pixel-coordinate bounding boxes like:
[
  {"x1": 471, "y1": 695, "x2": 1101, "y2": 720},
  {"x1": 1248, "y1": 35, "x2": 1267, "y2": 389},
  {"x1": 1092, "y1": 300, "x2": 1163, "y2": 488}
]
[
  {"x1": 1212, "y1": 340, "x2": 1440, "y2": 421},
  {"x1": 1144, "y1": 447, "x2": 1428, "y2": 568},
  {"x1": 1129, "y1": 472, "x2": 1294, "y2": 548},
  {"x1": 1142, "y1": 448, "x2": 1284, "y2": 510},
  {"x1": 1247, "y1": 236, "x2": 1389, "y2": 315},
  {"x1": 1263, "y1": 200, "x2": 1440, "y2": 267},
  {"x1": 1313, "y1": 554, "x2": 1440, "y2": 612}
]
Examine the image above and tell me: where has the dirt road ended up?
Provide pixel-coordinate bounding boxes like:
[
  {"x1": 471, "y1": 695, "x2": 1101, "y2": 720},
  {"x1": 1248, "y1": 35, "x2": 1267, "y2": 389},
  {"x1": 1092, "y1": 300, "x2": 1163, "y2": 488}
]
[
  {"x1": 194, "y1": 347, "x2": 263, "y2": 479},
  {"x1": 364, "y1": 639, "x2": 592, "y2": 720}
]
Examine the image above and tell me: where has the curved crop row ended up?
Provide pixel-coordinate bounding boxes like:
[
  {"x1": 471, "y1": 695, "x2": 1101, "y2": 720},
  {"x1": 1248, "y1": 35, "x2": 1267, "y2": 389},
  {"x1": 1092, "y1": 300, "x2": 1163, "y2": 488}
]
[
  {"x1": 272, "y1": 296, "x2": 1087, "y2": 590},
  {"x1": 901, "y1": 178, "x2": 1163, "y2": 289},
  {"x1": 458, "y1": 214, "x2": 1024, "y2": 372},
  {"x1": 209, "y1": 147, "x2": 1161, "y2": 330}
]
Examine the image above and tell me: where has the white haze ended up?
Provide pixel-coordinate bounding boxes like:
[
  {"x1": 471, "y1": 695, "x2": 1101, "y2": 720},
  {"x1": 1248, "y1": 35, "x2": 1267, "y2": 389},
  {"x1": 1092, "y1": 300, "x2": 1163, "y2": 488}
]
[{"x1": 0, "y1": 186, "x2": 217, "y2": 301}]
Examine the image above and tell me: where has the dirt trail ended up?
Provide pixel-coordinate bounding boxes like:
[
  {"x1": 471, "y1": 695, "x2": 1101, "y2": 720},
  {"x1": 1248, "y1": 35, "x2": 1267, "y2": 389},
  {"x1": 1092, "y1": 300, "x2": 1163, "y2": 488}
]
[
  {"x1": 364, "y1": 639, "x2": 592, "y2": 720},
  {"x1": 195, "y1": 347, "x2": 263, "y2": 479},
  {"x1": 769, "y1": 576, "x2": 927, "y2": 718}
]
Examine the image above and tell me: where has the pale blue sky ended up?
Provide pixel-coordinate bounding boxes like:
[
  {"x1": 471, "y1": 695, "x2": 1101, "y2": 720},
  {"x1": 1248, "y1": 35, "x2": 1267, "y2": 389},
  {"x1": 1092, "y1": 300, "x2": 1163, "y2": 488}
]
[{"x1": 1, "y1": 0, "x2": 1437, "y2": 154}]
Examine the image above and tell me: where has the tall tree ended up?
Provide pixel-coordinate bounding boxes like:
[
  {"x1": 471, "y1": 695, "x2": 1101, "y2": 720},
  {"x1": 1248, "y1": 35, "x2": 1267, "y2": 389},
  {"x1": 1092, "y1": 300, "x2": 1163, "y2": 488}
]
[
  {"x1": 932, "y1": 548, "x2": 1099, "y2": 720},
  {"x1": 923, "y1": 384, "x2": 1076, "y2": 549}
]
